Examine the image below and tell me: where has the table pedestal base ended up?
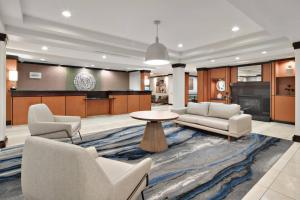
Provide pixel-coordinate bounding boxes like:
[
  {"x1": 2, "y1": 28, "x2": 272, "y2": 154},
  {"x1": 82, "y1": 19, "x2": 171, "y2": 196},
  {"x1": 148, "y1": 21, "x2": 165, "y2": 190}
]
[{"x1": 140, "y1": 121, "x2": 168, "y2": 152}]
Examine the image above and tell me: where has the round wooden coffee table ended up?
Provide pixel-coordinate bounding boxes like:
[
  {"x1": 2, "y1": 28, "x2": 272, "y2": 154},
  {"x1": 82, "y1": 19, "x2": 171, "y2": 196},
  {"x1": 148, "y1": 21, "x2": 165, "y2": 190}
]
[{"x1": 130, "y1": 111, "x2": 179, "y2": 152}]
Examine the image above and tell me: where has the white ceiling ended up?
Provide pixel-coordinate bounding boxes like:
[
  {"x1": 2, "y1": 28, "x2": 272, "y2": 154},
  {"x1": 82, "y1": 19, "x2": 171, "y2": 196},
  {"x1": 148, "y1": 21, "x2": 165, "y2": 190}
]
[{"x1": 0, "y1": 0, "x2": 297, "y2": 75}]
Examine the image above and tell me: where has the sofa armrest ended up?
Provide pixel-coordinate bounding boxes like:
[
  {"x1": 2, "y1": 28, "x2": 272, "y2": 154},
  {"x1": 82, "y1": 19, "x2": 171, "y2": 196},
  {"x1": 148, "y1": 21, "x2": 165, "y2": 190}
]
[
  {"x1": 85, "y1": 146, "x2": 98, "y2": 159},
  {"x1": 229, "y1": 114, "x2": 252, "y2": 137},
  {"x1": 54, "y1": 115, "x2": 81, "y2": 122},
  {"x1": 171, "y1": 107, "x2": 187, "y2": 115},
  {"x1": 28, "y1": 122, "x2": 73, "y2": 137}
]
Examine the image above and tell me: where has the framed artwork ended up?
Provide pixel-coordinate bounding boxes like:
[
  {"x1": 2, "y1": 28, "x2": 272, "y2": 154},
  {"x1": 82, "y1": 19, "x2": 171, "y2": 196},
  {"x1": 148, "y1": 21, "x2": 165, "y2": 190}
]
[{"x1": 156, "y1": 77, "x2": 167, "y2": 93}]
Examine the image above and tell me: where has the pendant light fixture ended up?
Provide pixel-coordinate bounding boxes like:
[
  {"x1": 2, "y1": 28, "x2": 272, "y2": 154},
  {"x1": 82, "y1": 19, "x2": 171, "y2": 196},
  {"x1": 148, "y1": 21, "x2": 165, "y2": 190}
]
[{"x1": 144, "y1": 20, "x2": 170, "y2": 65}]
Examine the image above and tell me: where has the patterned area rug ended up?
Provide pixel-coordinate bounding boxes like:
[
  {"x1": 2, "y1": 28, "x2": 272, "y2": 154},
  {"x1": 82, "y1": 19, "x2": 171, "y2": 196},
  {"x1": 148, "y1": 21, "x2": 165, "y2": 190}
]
[{"x1": 0, "y1": 122, "x2": 292, "y2": 200}]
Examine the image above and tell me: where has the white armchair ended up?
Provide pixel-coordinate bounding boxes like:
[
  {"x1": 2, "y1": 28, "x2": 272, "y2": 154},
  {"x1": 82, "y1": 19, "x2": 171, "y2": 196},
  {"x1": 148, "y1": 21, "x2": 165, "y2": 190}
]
[
  {"x1": 28, "y1": 104, "x2": 82, "y2": 143},
  {"x1": 21, "y1": 137, "x2": 152, "y2": 200}
]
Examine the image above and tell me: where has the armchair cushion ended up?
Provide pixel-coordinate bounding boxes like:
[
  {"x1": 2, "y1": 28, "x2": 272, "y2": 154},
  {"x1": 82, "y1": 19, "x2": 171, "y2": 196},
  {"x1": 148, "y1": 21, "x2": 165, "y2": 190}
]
[
  {"x1": 54, "y1": 115, "x2": 81, "y2": 123},
  {"x1": 29, "y1": 122, "x2": 73, "y2": 137},
  {"x1": 85, "y1": 147, "x2": 98, "y2": 159},
  {"x1": 96, "y1": 157, "x2": 133, "y2": 182},
  {"x1": 113, "y1": 158, "x2": 152, "y2": 200}
]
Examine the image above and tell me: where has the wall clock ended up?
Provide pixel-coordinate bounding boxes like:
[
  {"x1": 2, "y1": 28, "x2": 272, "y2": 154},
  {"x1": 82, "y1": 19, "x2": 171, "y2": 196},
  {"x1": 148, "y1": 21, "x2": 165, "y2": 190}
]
[
  {"x1": 216, "y1": 80, "x2": 225, "y2": 92},
  {"x1": 74, "y1": 72, "x2": 96, "y2": 91}
]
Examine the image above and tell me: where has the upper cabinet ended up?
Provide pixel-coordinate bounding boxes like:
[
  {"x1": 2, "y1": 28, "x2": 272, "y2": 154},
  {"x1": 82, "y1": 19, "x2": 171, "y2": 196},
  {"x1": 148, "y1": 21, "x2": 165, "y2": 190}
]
[{"x1": 275, "y1": 60, "x2": 295, "y2": 77}]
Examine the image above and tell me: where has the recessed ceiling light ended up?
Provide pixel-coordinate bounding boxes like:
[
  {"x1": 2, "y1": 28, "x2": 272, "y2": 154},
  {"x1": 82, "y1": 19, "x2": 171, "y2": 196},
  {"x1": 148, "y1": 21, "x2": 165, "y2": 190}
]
[
  {"x1": 102, "y1": 55, "x2": 107, "y2": 59},
  {"x1": 211, "y1": 59, "x2": 215, "y2": 63},
  {"x1": 62, "y1": 10, "x2": 72, "y2": 18},
  {"x1": 40, "y1": 58, "x2": 46, "y2": 61},
  {"x1": 177, "y1": 43, "x2": 183, "y2": 48},
  {"x1": 41, "y1": 46, "x2": 48, "y2": 51},
  {"x1": 235, "y1": 57, "x2": 240, "y2": 60},
  {"x1": 91, "y1": 64, "x2": 95, "y2": 67},
  {"x1": 232, "y1": 26, "x2": 240, "y2": 32},
  {"x1": 261, "y1": 51, "x2": 267, "y2": 54}
]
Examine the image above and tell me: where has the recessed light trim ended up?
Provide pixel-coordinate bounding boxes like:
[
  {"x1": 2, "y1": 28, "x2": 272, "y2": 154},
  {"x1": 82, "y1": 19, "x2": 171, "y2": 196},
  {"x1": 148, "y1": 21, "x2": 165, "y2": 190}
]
[
  {"x1": 102, "y1": 55, "x2": 107, "y2": 59},
  {"x1": 41, "y1": 46, "x2": 48, "y2": 51},
  {"x1": 62, "y1": 10, "x2": 72, "y2": 18},
  {"x1": 235, "y1": 57, "x2": 240, "y2": 60},
  {"x1": 40, "y1": 58, "x2": 46, "y2": 61},
  {"x1": 211, "y1": 59, "x2": 215, "y2": 63},
  {"x1": 261, "y1": 51, "x2": 267, "y2": 54},
  {"x1": 232, "y1": 26, "x2": 240, "y2": 32},
  {"x1": 177, "y1": 43, "x2": 183, "y2": 48},
  {"x1": 91, "y1": 64, "x2": 95, "y2": 67}
]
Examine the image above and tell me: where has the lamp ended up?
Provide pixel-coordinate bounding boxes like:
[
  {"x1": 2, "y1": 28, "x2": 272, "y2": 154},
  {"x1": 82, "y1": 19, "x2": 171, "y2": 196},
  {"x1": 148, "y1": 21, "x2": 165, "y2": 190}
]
[
  {"x1": 144, "y1": 78, "x2": 150, "y2": 86},
  {"x1": 144, "y1": 20, "x2": 170, "y2": 66},
  {"x1": 9, "y1": 70, "x2": 18, "y2": 89}
]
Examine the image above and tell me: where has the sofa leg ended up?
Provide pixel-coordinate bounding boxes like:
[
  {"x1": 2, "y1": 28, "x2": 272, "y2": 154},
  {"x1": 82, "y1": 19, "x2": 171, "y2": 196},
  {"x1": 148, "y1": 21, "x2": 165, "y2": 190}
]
[
  {"x1": 78, "y1": 131, "x2": 83, "y2": 141},
  {"x1": 70, "y1": 137, "x2": 74, "y2": 144},
  {"x1": 228, "y1": 136, "x2": 231, "y2": 142}
]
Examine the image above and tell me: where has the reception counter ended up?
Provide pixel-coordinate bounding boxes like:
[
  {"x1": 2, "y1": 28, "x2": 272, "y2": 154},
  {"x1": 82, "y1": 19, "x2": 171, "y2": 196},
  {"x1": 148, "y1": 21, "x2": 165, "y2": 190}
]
[{"x1": 10, "y1": 90, "x2": 151, "y2": 125}]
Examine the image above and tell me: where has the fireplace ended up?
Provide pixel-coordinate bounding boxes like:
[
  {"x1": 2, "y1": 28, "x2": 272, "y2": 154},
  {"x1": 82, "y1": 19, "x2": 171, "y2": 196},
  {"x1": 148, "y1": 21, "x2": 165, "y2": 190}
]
[{"x1": 231, "y1": 82, "x2": 270, "y2": 121}]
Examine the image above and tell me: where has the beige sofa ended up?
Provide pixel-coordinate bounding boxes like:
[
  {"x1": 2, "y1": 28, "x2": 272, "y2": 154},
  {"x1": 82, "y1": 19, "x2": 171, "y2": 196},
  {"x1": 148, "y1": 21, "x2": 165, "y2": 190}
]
[
  {"x1": 22, "y1": 137, "x2": 152, "y2": 200},
  {"x1": 172, "y1": 102, "x2": 252, "y2": 140}
]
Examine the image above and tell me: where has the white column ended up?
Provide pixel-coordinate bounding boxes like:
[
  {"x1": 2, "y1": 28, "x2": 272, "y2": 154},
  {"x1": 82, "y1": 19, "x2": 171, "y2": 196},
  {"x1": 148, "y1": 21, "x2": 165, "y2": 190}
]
[
  {"x1": 168, "y1": 74, "x2": 173, "y2": 104},
  {"x1": 295, "y1": 47, "x2": 300, "y2": 137},
  {"x1": 0, "y1": 33, "x2": 7, "y2": 144},
  {"x1": 172, "y1": 63, "x2": 185, "y2": 109},
  {"x1": 129, "y1": 71, "x2": 141, "y2": 90}
]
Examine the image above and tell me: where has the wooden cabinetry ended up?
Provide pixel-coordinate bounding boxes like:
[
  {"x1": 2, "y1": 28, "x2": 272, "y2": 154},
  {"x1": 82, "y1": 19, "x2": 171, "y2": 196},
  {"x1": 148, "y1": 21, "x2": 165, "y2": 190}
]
[
  {"x1": 274, "y1": 96, "x2": 295, "y2": 122},
  {"x1": 42, "y1": 96, "x2": 66, "y2": 115},
  {"x1": 127, "y1": 95, "x2": 140, "y2": 113},
  {"x1": 139, "y1": 95, "x2": 151, "y2": 111},
  {"x1": 66, "y1": 96, "x2": 86, "y2": 117},
  {"x1": 271, "y1": 59, "x2": 295, "y2": 123},
  {"x1": 12, "y1": 97, "x2": 41, "y2": 125},
  {"x1": 86, "y1": 99, "x2": 110, "y2": 116}
]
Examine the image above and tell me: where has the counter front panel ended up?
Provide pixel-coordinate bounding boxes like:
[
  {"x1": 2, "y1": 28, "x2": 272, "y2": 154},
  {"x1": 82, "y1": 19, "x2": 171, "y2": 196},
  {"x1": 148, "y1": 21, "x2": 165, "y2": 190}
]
[{"x1": 10, "y1": 90, "x2": 151, "y2": 125}]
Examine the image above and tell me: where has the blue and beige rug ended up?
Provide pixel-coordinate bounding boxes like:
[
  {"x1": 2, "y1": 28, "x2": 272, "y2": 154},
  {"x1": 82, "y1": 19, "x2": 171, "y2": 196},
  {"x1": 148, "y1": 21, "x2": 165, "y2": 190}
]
[{"x1": 0, "y1": 122, "x2": 292, "y2": 200}]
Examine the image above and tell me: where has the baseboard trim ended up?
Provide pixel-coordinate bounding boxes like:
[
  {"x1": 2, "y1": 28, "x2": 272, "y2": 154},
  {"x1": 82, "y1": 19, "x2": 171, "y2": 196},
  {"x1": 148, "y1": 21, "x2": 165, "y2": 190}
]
[
  {"x1": 0, "y1": 136, "x2": 8, "y2": 148},
  {"x1": 293, "y1": 135, "x2": 300, "y2": 142},
  {"x1": 272, "y1": 120, "x2": 295, "y2": 125}
]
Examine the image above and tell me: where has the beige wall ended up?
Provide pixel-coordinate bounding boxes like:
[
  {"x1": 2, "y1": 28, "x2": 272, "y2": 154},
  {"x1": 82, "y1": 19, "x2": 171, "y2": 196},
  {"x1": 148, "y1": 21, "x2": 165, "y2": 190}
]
[{"x1": 17, "y1": 63, "x2": 129, "y2": 91}]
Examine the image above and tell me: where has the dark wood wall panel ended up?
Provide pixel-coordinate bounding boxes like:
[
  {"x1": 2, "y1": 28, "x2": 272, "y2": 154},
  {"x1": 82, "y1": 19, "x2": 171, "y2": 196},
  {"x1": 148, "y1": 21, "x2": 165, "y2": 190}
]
[
  {"x1": 262, "y1": 63, "x2": 272, "y2": 82},
  {"x1": 42, "y1": 96, "x2": 66, "y2": 115},
  {"x1": 65, "y1": 96, "x2": 86, "y2": 117},
  {"x1": 110, "y1": 95, "x2": 128, "y2": 114},
  {"x1": 87, "y1": 99, "x2": 110, "y2": 116},
  {"x1": 139, "y1": 95, "x2": 151, "y2": 111},
  {"x1": 185, "y1": 73, "x2": 189, "y2": 105},
  {"x1": 128, "y1": 95, "x2": 140, "y2": 113},
  {"x1": 12, "y1": 97, "x2": 42, "y2": 125}
]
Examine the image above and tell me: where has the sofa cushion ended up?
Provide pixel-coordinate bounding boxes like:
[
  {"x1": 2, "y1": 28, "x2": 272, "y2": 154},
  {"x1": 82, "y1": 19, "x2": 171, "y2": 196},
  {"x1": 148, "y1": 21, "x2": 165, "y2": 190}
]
[
  {"x1": 177, "y1": 114, "x2": 200, "y2": 124},
  {"x1": 177, "y1": 114, "x2": 229, "y2": 130},
  {"x1": 208, "y1": 103, "x2": 240, "y2": 119},
  {"x1": 197, "y1": 116, "x2": 229, "y2": 131},
  {"x1": 186, "y1": 102, "x2": 210, "y2": 116}
]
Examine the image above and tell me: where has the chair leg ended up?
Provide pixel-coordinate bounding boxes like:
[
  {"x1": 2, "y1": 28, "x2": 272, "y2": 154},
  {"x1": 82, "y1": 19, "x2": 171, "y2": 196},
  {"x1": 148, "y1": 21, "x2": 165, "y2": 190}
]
[
  {"x1": 141, "y1": 191, "x2": 145, "y2": 200},
  {"x1": 78, "y1": 131, "x2": 83, "y2": 141},
  {"x1": 70, "y1": 137, "x2": 74, "y2": 144}
]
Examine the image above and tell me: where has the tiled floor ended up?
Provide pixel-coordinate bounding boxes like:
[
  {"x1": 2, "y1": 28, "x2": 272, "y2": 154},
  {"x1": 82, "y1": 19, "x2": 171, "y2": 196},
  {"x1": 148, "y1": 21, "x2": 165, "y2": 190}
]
[{"x1": 4, "y1": 105, "x2": 298, "y2": 199}]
